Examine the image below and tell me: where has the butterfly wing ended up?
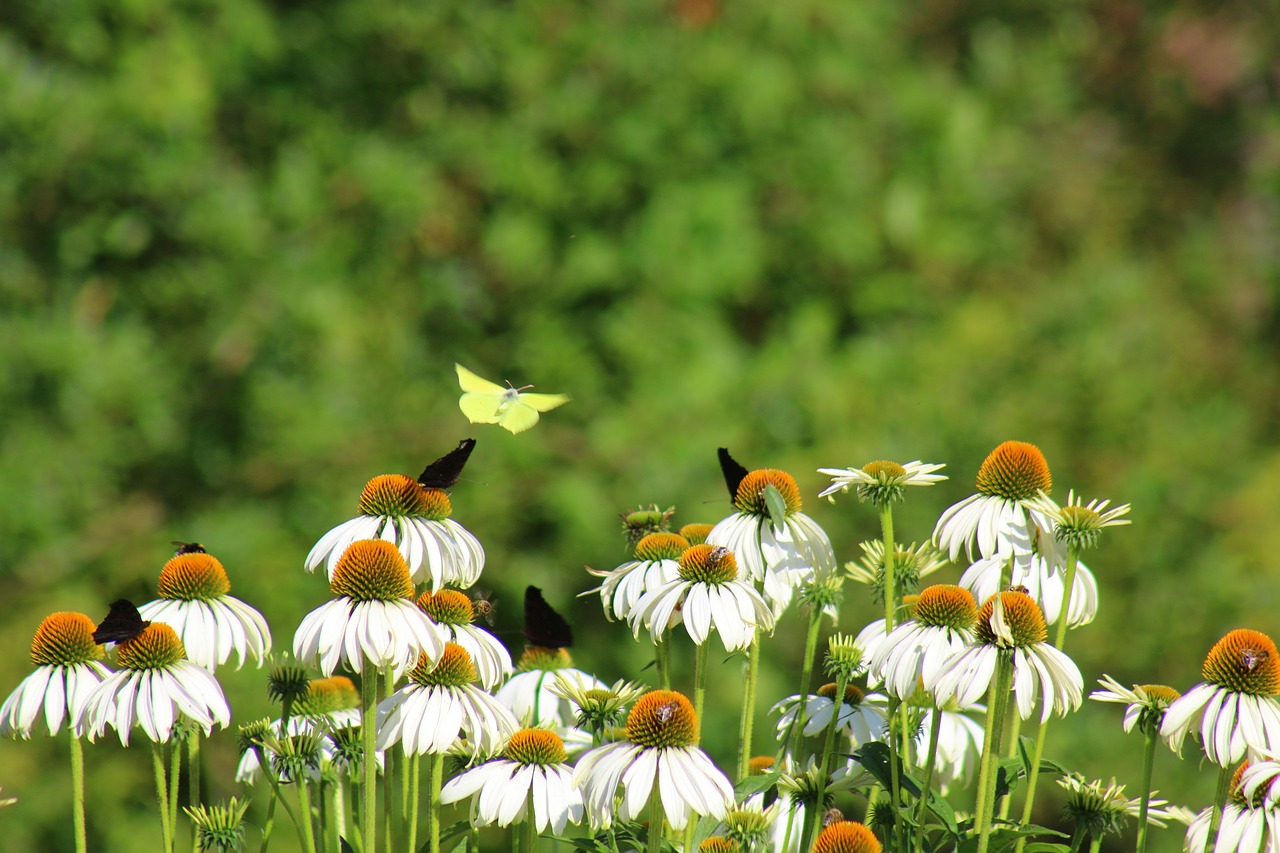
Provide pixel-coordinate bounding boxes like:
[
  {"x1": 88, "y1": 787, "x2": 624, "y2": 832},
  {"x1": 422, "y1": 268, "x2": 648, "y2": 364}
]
[
  {"x1": 496, "y1": 392, "x2": 569, "y2": 434},
  {"x1": 718, "y1": 448, "x2": 750, "y2": 501},
  {"x1": 417, "y1": 438, "x2": 477, "y2": 489},
  {"x1": 456, "y1": 365, "x2": 505, "y2": 424},
  {"x1": 523, "y1": 586, "x2": 573, "y2": 648},
  {"x1": 93, "y1": 599, "x2": 151, "y2": 645}
]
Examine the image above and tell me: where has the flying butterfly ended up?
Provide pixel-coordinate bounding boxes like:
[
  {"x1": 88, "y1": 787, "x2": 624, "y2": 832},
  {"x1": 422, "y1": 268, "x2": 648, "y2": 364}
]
[
  {"x1": 523, "y1": 586, "x2": 573, "y2": 649},
  {"x1": 171, "y1": 541, "x2": 207, "y2": 556},
  {"x1": 455, "y1": 364, "x2": 569, "y2": 435},
  {"x1": 417, "y1": 438, "x2": 477, "y2": 490},
  {"x1": 470, "y1": 589, "x2": 497, "y2": 627},
  {"x1": 92, "y1": 599, "x2": 151, "y2": 645}
]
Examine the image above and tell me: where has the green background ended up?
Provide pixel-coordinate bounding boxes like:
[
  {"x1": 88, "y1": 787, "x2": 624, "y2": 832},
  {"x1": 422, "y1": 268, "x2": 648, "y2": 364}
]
[{"x1": 2, "y1": 0, "x2": 1279, "y2": 849}]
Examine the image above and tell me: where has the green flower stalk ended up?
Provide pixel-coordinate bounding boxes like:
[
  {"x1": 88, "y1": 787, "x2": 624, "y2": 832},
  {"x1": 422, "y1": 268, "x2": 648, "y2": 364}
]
[{"x1": 186, "y1": 797, "x2": 252, "y2": 852}]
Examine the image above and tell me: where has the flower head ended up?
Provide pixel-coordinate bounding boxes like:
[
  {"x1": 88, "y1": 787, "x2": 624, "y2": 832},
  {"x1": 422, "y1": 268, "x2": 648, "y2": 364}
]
[
  {"x1": 305, "y1": 473, "x2": 484, "y2": 590},
  {"x1": 574, "y1": 689, "x2": 734, "y2": 830},
  {"x1": 930, "y1": 591, "x2": 1083, "y2": 722},
  {"x1": 1161, "y1": 629, "x2": 1280, "y2": 766},
  {"x1": 440, "y1": 727, "x2": 583, "y2": 833},
  {"x1": 293, "y1": 540, "x2": 447, "y2": 678},
  {"x1": 869, "y1": 584, "x2": 977, "y2": 700},
  {"x1": 184, "y1": 797, "x2": 251, "y2": 853},
  {"x1": 138, "y1": 550, "x2": 272, "y2": 672},
  {"x1": 376, "y1": 644, "x2": 519, "y2": 757},
  {"x1": 847, "y1": 540, "x2": 949, "y2": 601},
  {"x1": 1090, "y1": 675, "x2": 1180, "y2": 736},
  {"x1": 1185, "y1": 761, "x2": 1280, "y2": 853},
  {"x1": 417, "y1": 589, "x2": 512, "y2": 689},
  {"x1": 1025, "y1": 490, "x2": 1130, "y2": 552},
  {"x1": 818, "y1": 460, "x2": 946, "y2": 506},
  {"x1": 771, "y1": 683, "x2": 888, "y2": 746},
  {"x1": 619, "y1": 504, "x2": 676, "y2": 549},
  {"x1": 80, "y1": 623, "x2": 230, "y2": 745},
  {"x1": 1058, "y1": 775, "x2": 1177, "y2": 838},
  {"x1": 811, "y1": 819, "x2": 882, "y2": 853},
  {"x1": 585, "y1": 532, "x2": 687, "y2": 623},
  {"x1": 933, "y1": 441, "x2": 1056, "y2": 563},
  {"x1": 548, "y1": 673, "x2": 646, "y2": 734},
  {"x1": 0, "y1": 612, "x2": 110, "y2": 738}
]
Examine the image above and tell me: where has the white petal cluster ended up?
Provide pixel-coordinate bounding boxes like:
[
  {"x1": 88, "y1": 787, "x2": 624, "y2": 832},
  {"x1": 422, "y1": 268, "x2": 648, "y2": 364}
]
[
  {"x1": 930, "y1": 642, "x2": 1082, "y2": 723},
  {"x1": 138, "y1": 597, "x2": 272, "y2": 672},
  {"x1": 630, "y1": 576, "x2": 774, "y2": 652},
  {"x1": 80, "y1": 661, "x2": 230, "y2": 745},
  {"x1": 1160, "y1": 683, "x2": 1280, "y2": 767},
  {"x1": 707, "y1": 513, "x2": 834, "y2": 616},
  {"x1": 376, "y1": 683, "x2": 518, "y2": 757},
  {"x1": 574, "y1": 741, "x2": 734, "y2": 830},
  {"x1": 0, "y1": 662, "x2": 111, "y2": 739},
  {"x1": 293, "y1": 598, "x2": 446, "y2": 678},
  {"x1": 441, "y1": 756, "x2": 583, "y2": 834},
  {"x1": 306, "y1": 515, "x2": 484, "y2": 591}
]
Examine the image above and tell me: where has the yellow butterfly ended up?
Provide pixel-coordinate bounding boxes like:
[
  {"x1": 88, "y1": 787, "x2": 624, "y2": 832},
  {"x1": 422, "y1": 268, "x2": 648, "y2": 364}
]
[{"x1": 455, "y1": 364, "x2": 570, "y2": 434}]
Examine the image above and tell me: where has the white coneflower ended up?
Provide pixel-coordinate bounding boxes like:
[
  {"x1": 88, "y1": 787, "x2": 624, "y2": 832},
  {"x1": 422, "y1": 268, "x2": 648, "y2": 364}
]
[
  {"x1": 1, "y1": 612, "x2": 110, "y2": 739},
  {"x1": 495, "y1": 644, "x2": 603, "y2": 736},
  {"x1": 574, "y1": 689, "x2": 734, "y2": 831},
  {"x1": 305, "y1": 472, "x2": 483, "y2": 591},
  {"x1": 959, "y1": 551, "x2": 1098, "y2": 628},
  {"x1": 440, "y1": 728, "x2": 583, "y2": 833},
  {"x1": 584, "y1": 532, "x2": 687, "y2": 623},
  {"x1": 416, "y1": 589, "x2": 512, "y2": 690},
  {"x1": 1185, "y1": 761, "x2": 1280, "y2": 853},
  {"x1": 933, "y1": 440, "x2": 1058, "y2": 563},
  {"x1": 930, "y1": 591, "x2": 1083, "y2": 722},
  {"x1": 293, "y1": 539, "x2": 446, "y2": 679},
  {"x1": 630, "y1": 544, "x2": 774, "y2": 652},
  {"x1": 547, "y1": 673, "x2": 646, "y2": 737},
  {"x1": 1161, "y1": 629, "x2": 1280, "y2": 767},
  {"x1": 1025, "y1": 489, "x2": 1131, "y2": 553},
  {"x1": 1058, "y1": 775, "x2": 1179, "y2": 837},
  {"x1": 235, "y1": 676, "x2": 364, "y2": 783},
  {"x1": 1090, "y1": 675, "x2": 1180, "y2": 737},
  {"x1": 771, "y1": 683, "x2": 889, "y2": 747},
  {"x1": 138, "y1": 550, "x2": 271, "y2": 672},
  {"x1": 80, "y1": 623, "x2": 230, "y2": 745},
  {"x1": 847, "y1": 540, "x2": 949, "y2": 595},
  {"x1": 870, "y1": 584, "x2": 978, "y2": 700},
  {"x1": 376, "y1": 644, "x2": 518, "y2": 757},
  {"x1": 818, "y1": 459, "x2": 946, "y2": 505},
  {"x1": 708, "y1": 450, "x2": 836, "y2": 616}
]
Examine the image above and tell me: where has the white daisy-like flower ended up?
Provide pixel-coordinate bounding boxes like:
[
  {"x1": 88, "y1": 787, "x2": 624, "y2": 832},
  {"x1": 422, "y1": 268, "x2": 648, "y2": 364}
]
[
  {"x1": 495, "y1": 649, "x2": 604, "y2": 733},
  {"x1": 855, "y1": 618, "x2": 891, "y2": 673},
  {"x1": 930, "y1": 591, "x2": 1083, "y2": 723},
  {"x1": 1090, "y1": 675, "x2": 1180, "y2": 736},
  {"x1": 630, "y1": 544, "x2": 774, "y2": 652},
  {"x1": 376, "y1": 645, "x2": 519, "y2": 757},
  {"x1": 293, "y1": 540, "x2": 447, "y2": 679},
  {"x1": 583, "y1": 532, "x2": 687, "y2": 623},
  {"x1": 137, "y1": 549, "x2": 271, "y2": 672},
  {"x1": 1058, "y1": 774, "x2": 1180, "y2": 838},
  {"x1": 869, "y1": 584, "x2": 978, "y2": 700},
  {"x1": 959, "y1": 550, "x2": 1098, "y2": 628},
  {"x1": 712, "y1": 792, "x2": 779, "y2": 852},
  {"x1": 708, "y1": 449, "x2": 836, "y2": 616},
  {"x1": 305, "y1": 472, "x2": 483, "y2": 590},
  {"x1": 933, "y1": 440, "x2": 1058, "y2": 564},
  {"x1": 548, "y1": 673, "x2": 647, "y2": 737},
  {"x1": 1185, "y1": 761, "x2": 1280, "y2": 853},
  {"x1": 1161, "y1": 629, "x2": 1280, "y2": 766},
  {"x1": 415, "y1": 589, "x2": 512, "y2": 690},
  {"x1": 0, "y1": 612, "x2": 110, "y2": 739},
  {"x1": 574, "y1": 690, "x2": 734, "y2": 831},
  {"x1": 80, "y1": 623, "x2": 230, "y2": 745},
  {"x1": 847, "y1": 539, "x2": 950, "y2": 589},
  {"x1": 1024, "y1": 489, "x2": 1130, "y2": 553},
  {"x1": 818, "y1": 459, "x2": 947, "y2": 503},
  {"x1": 440, "y1": 727, "x2": 583, "y2": 834},
  {"x1": 771, "y1": 682, "x2": 889, "y2": 746}
]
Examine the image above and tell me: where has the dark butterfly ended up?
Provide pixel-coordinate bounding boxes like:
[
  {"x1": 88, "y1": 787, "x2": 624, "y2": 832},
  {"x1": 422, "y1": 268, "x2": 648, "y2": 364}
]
[
  {"x1": 172, "y1": 541, "x2": 206, "y2": 556},
  {"x1": 523, "y1": 586, "x2": 573, "y2": 649},
  {"x1": 718, "y1": 447, "x2": 749, "y2": 501},
  {"x1": 417, "y1": 438, "x2": 477, "y2": 490},
  {"x1": 93, "y1": 599, "x2": 151, "y2": 645}
]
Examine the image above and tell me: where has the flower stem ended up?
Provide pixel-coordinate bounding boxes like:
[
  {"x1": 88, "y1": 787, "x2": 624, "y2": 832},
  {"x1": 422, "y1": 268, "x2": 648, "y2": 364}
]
[
  {"x1": 153, "y1": 744, "x2": 174, "y2": 853},
  {"x1": 427, "y1": 752, "x2": 444, "y2": 853},
  {"x1": 518, "y1": 793, "x2": 534, "y2": 853},
  {"x1": 781, "y1": 602, "x2": 823, "y2": 763},
  {"x1": 406, "y1": 755, "x2": 420, "y2": 853},
  {"x1": 879, "y1": 505, "x2": 897, "y2": 630},
  {"x1": 70, "y1": 734, "x2": 87, "y2": 853},
  {"x1": 169, "y1": 736, "x2": 182, "y2": 843},
  {"x1": 1204, "y1": 764, "x2": 1233, "y2": 853},
  {"x1": 1134, "y1": 726, "x2": 1159, "y2": 853},
  {"x1": 736, "y1": 631, "x2": 761, "y2": 781},
  {"x1": 361, "y1": 671, "x2": 379, "y2": 853},
  {"x1": 887, "y1": 701, "x2": 906, "y2": 852},
  {"x1": 297, "y1": 777, "x2": 318, "y2": 853},
  {"x1": 646, "y1": 778, "x2": 664, "y2": 853},
  {"x1": 188, "y1": 732, "x2": 202, "y2": 812},
  {"x1": 913, "y1": 709, "x2": 945, "y2": 852},
  {"x1": 1015, "y1": 545, "x2": 1081, "y2": 853},
  {"x1": 806, "y1": 669, "x2": 851, "y2": 852},
  {"x1": 655, "y1": 635, "x2": 670, "y2": 691},
  {"x1": 693, "y1": 641, "x2": 709, "y2": 735},
  {"x1": 975, "y1": 653, "x2": 1013, "y2": 853}
]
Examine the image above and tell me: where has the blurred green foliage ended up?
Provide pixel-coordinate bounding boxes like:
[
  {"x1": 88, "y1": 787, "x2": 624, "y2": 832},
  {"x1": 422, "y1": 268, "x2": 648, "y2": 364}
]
[{"x1": 2, "y1": 0, "x2": 1279, "y2": 849}]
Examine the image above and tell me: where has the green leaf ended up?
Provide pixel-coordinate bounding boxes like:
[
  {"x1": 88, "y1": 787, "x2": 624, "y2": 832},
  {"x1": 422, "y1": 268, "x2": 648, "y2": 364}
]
[{"x1": 764, "y1": 483, "x2": 788, "y2": 531}]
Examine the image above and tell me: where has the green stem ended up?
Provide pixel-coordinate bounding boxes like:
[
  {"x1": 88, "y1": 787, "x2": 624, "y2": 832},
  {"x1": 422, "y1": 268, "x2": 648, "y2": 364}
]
[
  {"x1": 913, "y1": 709, "x2": 945, "y2": 852},
  {"x1": 1014, "y1": 545, "x2": 1081, "y2": 853},
  {"x1": 252, "y1": 745, "x2": 304, "y2": 852},
  {"x1": 169, "y1": 737, "x2": 182, "y2": 842},
  {"x1": 1204, "y1": 764, "x2": 1233, "y2": 853},
  {"x1": 1134, "y1": 726, "x2": 1159, "y2": 853},
  {"x1": 645, "y1": 778, "x2": 664, "y2": 853},
  {"x1": 153, "y1": 744, "x2": 174, "y2": 853},
  {"x1": 519, "y1": 795, "x2": 535, "y2": 853},
  {"x1": 880, "y1": 505, "x2": 897, "y2": 630},
  {"x1": 1088, "y1": 835, "x2": 1102, "y2": 853},
  {"x1": 693, "y1": 642, "x2": 709, "y2": 733},
  {"x1": 1068, "y1": 825, "x2": 1087, "y2": 853},
  {"x1": 654, "y1": 635, "x2": 670, "y2": 691},
  {"x1": 975, "y1": 654, "x2": 1013, "y2": 853},
  {"x1": 736, "y1": 632, "x2": 761, "y2": 781},
  {"x1": 999, "y1": 711, "x2": 1022, "y2": 819},
  {"x1": 361, "y1": 671, "x2": 379, "y2": 853},
  {"x1": 781, "y1": 605, "x2": 823, "y2": 764},
  {"x1": 70, "y1": 734, "x2": 87, "y2": 853},
  {"x1": 406, "y1": 755, "x2": 420, "y2": 853},
  {"x1": 188, "y1": 732, "x2": 201, "y2": 811},
  {"x1": 806, "y1": 670, "x2": 851, "y2": 853},
  {"x1": 887, "y1": 701, "x2": 906, "y2": 852},
  {"x1": 297, "y1": 778, "x2": 318, "y2": 853},
  {"x1": 258, "y1": 772, "x2": 278, "y2": 853},
  {"x1": 427, "y1": 752, "x2": 444, "y2": 853}
]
